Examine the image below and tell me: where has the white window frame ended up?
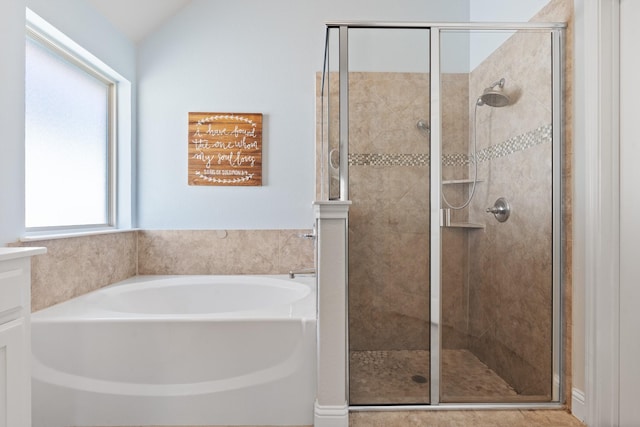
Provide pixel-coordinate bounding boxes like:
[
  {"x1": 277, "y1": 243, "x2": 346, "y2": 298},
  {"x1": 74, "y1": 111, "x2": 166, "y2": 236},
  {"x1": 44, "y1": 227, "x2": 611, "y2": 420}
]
[{"x1": 24, "y1": 8, "x2": 133, "y2": 238}]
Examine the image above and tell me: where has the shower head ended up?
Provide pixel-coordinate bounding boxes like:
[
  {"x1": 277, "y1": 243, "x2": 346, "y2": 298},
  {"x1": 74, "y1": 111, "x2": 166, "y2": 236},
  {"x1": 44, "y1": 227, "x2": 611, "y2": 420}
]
[
  {"x1": 476, "y1": 78, "x2": 511, "y2": 108},
  {"x1": 416, "y1": 119, "x2": 430, "y2": 133}
]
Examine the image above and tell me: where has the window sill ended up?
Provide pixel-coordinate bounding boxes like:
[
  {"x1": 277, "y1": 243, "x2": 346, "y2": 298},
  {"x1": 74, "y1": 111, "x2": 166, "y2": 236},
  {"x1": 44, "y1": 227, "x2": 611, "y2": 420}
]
[{"x1": 20, "y1": 228, "x2": 138, "y2": 243}]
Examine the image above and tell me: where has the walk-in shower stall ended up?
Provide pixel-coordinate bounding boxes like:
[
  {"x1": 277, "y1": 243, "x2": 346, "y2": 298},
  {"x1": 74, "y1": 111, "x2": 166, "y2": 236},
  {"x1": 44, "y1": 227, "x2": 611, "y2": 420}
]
[{"x1": 317, "y1": 21, "x2": 565, "y2": 407}]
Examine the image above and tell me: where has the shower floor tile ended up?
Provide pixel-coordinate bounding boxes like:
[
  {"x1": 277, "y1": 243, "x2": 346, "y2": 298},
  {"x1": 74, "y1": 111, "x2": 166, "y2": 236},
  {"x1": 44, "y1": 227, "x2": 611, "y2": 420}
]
[
  {"x1": 350, "y1": 349, "x2": 430, "y2": 404},
  {"x1": 350, "y1": 349, "x2": 527, "y2": 404}
]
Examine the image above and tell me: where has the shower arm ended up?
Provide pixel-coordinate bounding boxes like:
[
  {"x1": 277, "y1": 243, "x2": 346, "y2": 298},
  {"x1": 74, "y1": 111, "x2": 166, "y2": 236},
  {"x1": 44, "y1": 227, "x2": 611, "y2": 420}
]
[{"x1": 488, "y1": 78, "x2": 505, "y2": 89}]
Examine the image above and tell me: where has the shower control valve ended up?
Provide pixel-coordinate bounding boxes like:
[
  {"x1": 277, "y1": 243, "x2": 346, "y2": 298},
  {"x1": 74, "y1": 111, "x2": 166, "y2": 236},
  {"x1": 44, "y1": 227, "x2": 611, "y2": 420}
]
[{"x1": 486, "y1": 197, "x2": 511, "y2": 223}]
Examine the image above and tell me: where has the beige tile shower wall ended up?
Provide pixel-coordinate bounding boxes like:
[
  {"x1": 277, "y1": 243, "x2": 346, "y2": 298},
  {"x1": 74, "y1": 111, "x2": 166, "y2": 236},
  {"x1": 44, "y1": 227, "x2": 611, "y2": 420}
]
[
  {"x1": 347, "y1": 72, "x2": 430, "y2": 351},
  {"x1": 468, "y1": 142, "x2": 553, "y2": 397},
  {"x1": 316, "y1": 71, "x2": 473, "y2": 351},
  {"x1": 441, "y1": 74, "x2": 472, "y2": 349},
  {"x1": 15, "y1": 232, "x2": 137, "y2": 312},
  {"x1": 137, "y1": 230, "x2": 314, "y2": 275},
  {"x1": 466, "y1": 0, "x2": 573, "y2": 398},
  {"x1": 342, "y1": 72, "x2": 471, "y2": 352},
  {"x1": 468, "y1": 32, "x2": 553, "y2": 396}
]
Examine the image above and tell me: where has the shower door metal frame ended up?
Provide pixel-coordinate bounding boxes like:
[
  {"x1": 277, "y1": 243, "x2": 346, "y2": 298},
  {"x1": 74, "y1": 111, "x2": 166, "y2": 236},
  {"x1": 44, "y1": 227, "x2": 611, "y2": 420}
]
[
  {"x1": 429, "y1": 27, "x2": 442, "y2": 405},
  {"x1": 327, "y1": 21, "x2": 567, "y2": 410}
]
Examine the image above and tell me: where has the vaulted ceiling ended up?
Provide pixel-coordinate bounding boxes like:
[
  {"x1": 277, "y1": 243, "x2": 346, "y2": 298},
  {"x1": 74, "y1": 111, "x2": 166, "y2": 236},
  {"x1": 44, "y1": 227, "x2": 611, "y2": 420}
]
[{"x1": 86, "y1": 0, "x2": 191, "y2": 43}]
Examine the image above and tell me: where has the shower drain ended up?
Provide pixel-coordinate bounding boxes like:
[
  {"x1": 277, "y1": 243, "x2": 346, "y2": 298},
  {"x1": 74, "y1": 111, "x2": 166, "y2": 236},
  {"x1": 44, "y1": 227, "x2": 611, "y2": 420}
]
[{"x1": 411, "y1": 375, "x2": 428, "y2": 384}]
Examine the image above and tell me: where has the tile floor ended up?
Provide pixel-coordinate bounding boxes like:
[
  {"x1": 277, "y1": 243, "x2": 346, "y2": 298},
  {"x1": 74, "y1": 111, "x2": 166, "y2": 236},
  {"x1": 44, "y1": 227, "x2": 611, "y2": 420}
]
[
  {"x1": 350, "y1": 409, "x2": 586, "y2": 426},
  {"x1": 94, "y1": 410, "x2": 584, "y2": 427},
  {"x1": 114, "y1": 410, "x2": 585, "y2": 426}
]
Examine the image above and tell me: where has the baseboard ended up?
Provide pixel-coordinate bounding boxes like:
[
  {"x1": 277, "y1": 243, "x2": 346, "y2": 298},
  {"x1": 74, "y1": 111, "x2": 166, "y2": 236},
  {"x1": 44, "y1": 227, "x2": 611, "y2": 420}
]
[
  {"x1": 572, "y1": 388, "x2": 586, "y2": 422},
  {"x1": 314, "y1": 400, "x2": 349, "y2": 427}
]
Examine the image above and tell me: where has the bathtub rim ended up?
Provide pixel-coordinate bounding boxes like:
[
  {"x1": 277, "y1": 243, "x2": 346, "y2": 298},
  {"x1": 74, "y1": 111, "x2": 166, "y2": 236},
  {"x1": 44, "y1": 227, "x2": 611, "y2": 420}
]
[{"x1": 31, "y1": 274, "x2": 317, "y2": 322}]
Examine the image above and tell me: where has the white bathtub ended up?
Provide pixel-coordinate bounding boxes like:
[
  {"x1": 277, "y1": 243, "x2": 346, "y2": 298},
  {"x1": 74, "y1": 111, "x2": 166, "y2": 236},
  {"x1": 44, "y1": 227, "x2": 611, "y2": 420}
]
[{"x1": 31, "y1": 274, "x2": 316, "y2": 427}]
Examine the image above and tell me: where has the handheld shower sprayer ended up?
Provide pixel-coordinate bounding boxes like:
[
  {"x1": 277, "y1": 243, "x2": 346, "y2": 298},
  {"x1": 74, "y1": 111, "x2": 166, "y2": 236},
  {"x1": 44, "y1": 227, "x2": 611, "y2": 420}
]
[{"x1": 441, "y1": 77, "x2": 511, "y2": 210}]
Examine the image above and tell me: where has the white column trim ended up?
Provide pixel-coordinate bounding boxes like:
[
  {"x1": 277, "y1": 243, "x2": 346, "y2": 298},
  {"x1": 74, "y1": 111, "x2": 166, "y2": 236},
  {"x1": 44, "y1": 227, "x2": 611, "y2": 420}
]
[
  {"x1": 313, "y1": 201, "x2": 352, "y2": 219},
  {"x1": 572, "y1": 388, "x2": 586, "y2": 423},
  {"x1": 617, "y1": 1, "x2": 640, "y2": 424},
  {"x1": 314, "y1": 401, "x2": 349, "y2": 427},
  {"x1": 581, "y1": 0, "x2": 621, "y2": 425},
  {"x1": 314, "y1": 201, "x2": 350, "y2": 427}
]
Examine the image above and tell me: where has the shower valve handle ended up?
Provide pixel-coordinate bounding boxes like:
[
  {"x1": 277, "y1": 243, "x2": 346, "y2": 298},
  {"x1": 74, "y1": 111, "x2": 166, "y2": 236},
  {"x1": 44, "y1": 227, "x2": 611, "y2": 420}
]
[
  {"x1": 486, "y1": 197, "x2": 511, "y2": 223},
  {"x1": 486, "y1": 206, "x2": 504, "y2": 214}
]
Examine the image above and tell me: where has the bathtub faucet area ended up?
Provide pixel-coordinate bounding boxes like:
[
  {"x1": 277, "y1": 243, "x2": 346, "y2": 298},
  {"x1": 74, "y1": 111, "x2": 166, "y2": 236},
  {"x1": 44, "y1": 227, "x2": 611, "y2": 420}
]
[
  {"x1": 289, "y1": 267, "x2": 316, "y2": 278},
  {"x1": 298, "y1": 224, "x2": 317, "y2": 240}
]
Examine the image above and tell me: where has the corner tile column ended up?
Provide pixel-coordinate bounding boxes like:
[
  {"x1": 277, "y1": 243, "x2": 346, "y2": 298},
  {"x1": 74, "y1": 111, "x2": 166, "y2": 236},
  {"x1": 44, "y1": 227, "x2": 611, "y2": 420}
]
[{"x1": 314, "y1": 201, "x2": 351, "y2": 427}]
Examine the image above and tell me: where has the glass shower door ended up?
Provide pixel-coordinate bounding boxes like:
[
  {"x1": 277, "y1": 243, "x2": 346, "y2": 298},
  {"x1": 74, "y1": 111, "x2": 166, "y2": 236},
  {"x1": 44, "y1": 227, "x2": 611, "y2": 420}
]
[
  {"x1": 345, "y1": 27, "x2": 432, "y2": 405},
  {"x1": 322, "y1": 22, "x2": 565, "y2": 408},
  {"x1": 438, "y1": 28, "x2": 559, "y2": 403}
]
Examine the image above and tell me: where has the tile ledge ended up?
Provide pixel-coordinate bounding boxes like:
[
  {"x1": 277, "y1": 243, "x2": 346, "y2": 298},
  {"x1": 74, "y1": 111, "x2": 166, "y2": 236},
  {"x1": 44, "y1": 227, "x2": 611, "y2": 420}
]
[{"x1": 20, "y1": 228, "x2": 139, "y2": 243}]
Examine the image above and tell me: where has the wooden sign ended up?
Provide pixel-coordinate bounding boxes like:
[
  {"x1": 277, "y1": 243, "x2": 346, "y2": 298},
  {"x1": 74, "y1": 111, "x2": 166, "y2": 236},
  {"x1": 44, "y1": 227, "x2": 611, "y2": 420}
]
[{"x1": 188, "y1": 112, "x2": 262, "y2": 186}]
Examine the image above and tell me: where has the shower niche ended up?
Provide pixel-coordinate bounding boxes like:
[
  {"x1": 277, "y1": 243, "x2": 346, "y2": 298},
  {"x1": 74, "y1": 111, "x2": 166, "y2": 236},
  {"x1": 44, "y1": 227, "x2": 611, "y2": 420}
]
[{"x1": 317, "y1": 22, "x2": 564, "y2": 407}]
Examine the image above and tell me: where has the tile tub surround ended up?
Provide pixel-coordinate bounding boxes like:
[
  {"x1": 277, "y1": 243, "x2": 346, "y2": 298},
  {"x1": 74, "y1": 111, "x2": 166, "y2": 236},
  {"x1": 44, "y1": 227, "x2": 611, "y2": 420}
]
[
  {"x1": 15, "y1": 232, "x2": 137, "y2": 312},
  {"x1": 13, "y1": 229, "x2": 315, "y2": 311},
  {"x1": 137, "y1": 229, "x2": 314, "y2": 275}
]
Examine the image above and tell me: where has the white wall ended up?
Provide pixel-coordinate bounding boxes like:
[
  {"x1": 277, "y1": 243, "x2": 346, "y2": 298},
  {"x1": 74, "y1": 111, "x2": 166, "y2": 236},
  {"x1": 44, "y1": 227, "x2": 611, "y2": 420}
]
[
  {"x1": 136, "y1": 0, "x2": 469, "y2": 229},
  {"x1": 0, "y1": 0, "x2": 26, "y2": 245}
]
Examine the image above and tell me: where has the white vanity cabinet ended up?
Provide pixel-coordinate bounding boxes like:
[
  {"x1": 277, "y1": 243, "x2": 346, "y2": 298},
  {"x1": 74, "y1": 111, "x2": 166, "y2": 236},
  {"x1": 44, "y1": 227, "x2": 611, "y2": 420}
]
[{"x1": 0, "y1": 248, "x2": 45, "y2": 427}]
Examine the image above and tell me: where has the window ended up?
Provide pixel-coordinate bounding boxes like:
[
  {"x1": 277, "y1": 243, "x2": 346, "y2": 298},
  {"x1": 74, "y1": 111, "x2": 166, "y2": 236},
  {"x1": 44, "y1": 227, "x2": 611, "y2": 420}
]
[{"x1": 25, "y1": 29, "x2": 116, "y2": 230}]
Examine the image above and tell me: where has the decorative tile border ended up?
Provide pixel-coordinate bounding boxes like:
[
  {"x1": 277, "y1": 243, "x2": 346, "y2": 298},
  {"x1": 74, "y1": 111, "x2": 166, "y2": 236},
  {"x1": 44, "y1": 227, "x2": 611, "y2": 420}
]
[
  {"x1": 349, "y1": 153, "x2": 429, "y2": 167},
  {"x1": 348, "y1": 124, "x2": 552, "y2": 167},
  {"x1": 476, "y1": 123, "x2": 552, "y2": 163},
  {"x1": 442, "y1": 153, "x2": 468, "y2": 167}
]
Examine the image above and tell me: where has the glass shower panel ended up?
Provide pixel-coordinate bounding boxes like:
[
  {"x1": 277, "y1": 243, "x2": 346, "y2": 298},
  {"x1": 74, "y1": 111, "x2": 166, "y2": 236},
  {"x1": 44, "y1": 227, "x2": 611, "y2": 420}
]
[
  {"x1": 346, "y1": 28, "x2": 431, "y2": 405},
  {"x1": 318, "y1": 27, "x2": 341, "y2": 201},
  {"x1": 439, "y1": 29, "x2": 554, "y2": 403}
]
